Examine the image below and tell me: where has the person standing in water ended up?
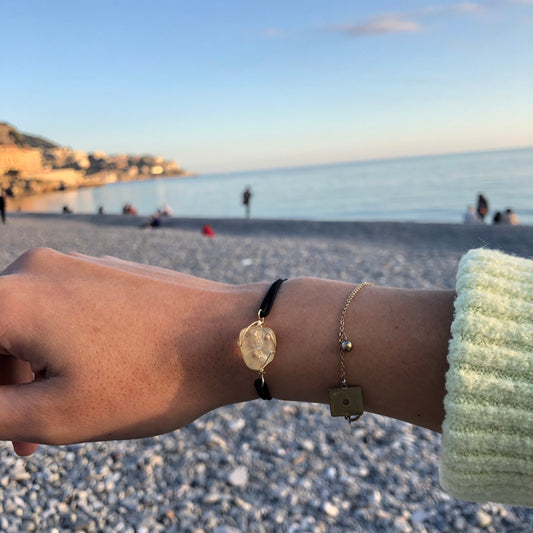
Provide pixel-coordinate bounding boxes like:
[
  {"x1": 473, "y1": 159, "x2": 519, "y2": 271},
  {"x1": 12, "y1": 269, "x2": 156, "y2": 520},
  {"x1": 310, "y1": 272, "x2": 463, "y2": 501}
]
[
  {"x1": 242, "y1": 187, "x2": 252, "y2": 218},
  {"x1": 476, "y1": 193, "x2": 489, "y2": 222}
]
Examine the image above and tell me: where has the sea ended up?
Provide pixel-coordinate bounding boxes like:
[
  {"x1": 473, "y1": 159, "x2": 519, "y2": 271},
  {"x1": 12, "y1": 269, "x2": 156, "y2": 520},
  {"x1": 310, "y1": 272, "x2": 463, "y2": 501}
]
[{"x1": 13, "y1": 148, "x2": 533, "y2": 225}]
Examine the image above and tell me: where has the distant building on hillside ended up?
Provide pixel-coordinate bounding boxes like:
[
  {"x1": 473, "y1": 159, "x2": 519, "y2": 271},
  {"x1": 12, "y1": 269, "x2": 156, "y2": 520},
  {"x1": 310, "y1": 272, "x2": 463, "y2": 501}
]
[
  {"x1": 0, "y1": 144, "x2": 43, "y2": 176},
  {"x1": 0, "y1": 122, "x2": 190, "y2": 196}
]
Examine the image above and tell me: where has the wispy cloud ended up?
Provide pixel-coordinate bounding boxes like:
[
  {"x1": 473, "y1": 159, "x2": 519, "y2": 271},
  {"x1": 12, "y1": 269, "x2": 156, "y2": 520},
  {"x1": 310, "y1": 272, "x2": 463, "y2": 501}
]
[
  {"x1": 330, "y1": 15, "x2": 422, "y2": 37},
  {"x1": 275, "y1": 1, "x2": 524, "y2": 41},
  {"x1": 328, "y1": 2, "x2": 485, "y2": 39}
]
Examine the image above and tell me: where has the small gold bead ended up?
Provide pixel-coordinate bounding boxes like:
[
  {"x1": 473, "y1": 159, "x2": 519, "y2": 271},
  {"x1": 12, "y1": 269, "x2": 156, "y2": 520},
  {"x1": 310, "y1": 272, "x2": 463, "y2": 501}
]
[{"x1": 341, "y1": 339, "x2": 353, "y2": 352}]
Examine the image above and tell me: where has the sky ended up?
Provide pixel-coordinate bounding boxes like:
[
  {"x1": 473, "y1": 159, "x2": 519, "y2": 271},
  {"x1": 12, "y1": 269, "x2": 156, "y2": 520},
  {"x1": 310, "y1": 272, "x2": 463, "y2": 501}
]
[{"x1": 2, "y1": 0, "x2": 532, "y2": 173}]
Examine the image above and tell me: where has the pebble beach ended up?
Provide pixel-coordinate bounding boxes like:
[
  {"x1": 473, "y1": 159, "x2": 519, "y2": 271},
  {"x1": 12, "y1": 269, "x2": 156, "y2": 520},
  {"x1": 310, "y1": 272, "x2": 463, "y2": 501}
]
[{"x1": 0, "y1": 213, "x2": 532, "y2": 533}]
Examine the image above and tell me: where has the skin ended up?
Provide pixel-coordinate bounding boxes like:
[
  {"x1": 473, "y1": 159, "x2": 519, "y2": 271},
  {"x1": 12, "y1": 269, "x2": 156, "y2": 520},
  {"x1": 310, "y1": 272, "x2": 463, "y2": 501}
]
[{"x1": 0, "y1": 248, "x2": 455, "y2": 456}]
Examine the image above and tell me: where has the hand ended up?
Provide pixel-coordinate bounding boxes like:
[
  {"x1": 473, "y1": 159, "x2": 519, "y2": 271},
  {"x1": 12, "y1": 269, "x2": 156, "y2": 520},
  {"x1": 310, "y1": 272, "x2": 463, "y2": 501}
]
[{"x1": 0, "y1": 248, "x2": 252, "y2": 455}]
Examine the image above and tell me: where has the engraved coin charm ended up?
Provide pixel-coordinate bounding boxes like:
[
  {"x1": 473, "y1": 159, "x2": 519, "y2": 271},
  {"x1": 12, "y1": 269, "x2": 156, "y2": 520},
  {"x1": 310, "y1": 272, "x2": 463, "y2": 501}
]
[
  {"x1": 328, "y1": 386, "x2": 363, "y2": 419},
  {"x1": 238, "y1": 322, "x2": 277, "y2": 371}
]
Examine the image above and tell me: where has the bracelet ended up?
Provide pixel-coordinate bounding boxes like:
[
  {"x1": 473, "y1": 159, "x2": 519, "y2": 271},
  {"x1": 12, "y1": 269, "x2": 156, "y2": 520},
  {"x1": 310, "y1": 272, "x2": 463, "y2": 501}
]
[
  {"x1": 328, "y1": 282, "x2": 372, "y2": 423},
  {"x1": 238, "y1": 279, "x2": 286, "y2": 400}
]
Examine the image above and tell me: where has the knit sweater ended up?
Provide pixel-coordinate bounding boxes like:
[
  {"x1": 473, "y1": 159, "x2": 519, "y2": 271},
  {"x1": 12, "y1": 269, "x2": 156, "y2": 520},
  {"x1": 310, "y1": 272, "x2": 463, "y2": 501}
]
[{"x1": 440, "y1": 248, "x2": 533, "y2": 507}]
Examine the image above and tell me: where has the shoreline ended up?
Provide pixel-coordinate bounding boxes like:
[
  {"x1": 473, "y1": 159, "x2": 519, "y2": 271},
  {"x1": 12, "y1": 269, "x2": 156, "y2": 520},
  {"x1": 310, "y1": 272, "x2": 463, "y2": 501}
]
[
  {"x1": 10, "y1": 210, "x2": 533, "y2": 228},
  {"x1": 4, "y1": 171, "x2": 196, "y2": 206},
  {"x1": 6, "y1": 211, "x2": 533, "y2": 260}
]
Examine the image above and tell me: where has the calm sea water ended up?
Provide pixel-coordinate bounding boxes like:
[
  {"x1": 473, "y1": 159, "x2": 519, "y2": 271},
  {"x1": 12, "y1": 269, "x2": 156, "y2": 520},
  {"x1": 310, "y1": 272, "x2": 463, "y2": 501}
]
[{"x1": 14, "y1": 148, "x2": 533, "y2": 225}]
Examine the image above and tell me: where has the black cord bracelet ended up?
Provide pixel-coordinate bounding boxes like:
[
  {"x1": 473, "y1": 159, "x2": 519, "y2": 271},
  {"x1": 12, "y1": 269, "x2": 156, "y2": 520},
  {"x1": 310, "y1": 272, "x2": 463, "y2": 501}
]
[{"x1": 237, "y1": 278, "x2": 286, "y2": 400}]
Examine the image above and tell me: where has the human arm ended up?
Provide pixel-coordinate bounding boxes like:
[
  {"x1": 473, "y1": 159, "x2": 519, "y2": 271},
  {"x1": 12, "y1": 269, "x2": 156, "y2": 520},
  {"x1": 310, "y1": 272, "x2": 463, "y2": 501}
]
[{"x1": 0, "y1": 247, "x2": 455, "y2": 455}]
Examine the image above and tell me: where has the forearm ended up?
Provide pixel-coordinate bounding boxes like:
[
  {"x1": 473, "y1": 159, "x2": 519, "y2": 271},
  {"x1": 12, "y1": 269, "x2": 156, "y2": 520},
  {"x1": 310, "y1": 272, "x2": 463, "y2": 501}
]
[
  {"x1": 0, "y1": 250, "x2": 454, "y2": 450},
  {"x1": 227, "y1": 279, "x2": 455, "y2": 432}
]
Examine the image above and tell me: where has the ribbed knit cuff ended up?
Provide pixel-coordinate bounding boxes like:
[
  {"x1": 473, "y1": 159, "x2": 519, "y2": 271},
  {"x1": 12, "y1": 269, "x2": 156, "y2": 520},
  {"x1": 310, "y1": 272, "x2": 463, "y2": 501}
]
[{"x1": 440, "y1": 248, "x2": 533, "y2": 507}]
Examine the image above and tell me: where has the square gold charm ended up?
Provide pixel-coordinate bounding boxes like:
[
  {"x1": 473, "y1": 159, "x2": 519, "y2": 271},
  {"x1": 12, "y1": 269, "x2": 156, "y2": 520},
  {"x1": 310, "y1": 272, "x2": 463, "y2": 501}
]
[{"x1": 328, "y1": 386, "x2": 363, "y2": 418}]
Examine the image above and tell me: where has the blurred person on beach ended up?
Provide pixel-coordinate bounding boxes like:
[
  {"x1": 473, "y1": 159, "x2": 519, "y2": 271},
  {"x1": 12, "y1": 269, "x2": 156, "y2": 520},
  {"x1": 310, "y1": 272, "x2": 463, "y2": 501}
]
[
  {"x1": 242, "y1": 187, "x2": 252, "y2": 218},
  {"x1": 159, "y1": 203, "x2": 173, "y2": 217},
  {"x1": 476, "y1": 193, "x2": 489, "y2": 221},
  {"x1": 122, "y1": 203, "x2": 138, "y2": 215},
  {"x1": 0, "y1": 246, "x2": 530, "y2": 507},
  {"x1": 503, "y1": 208, "x2": 520, "y2": 225},
  {"x1": 462, "y1": 205, "x2": 481, "y2": 224},
  {"x1": 148, "y1": 211, "x2": 162, "y2": 228},
  {"x1": 202, "y1": 223, "x2": 216, "y2": 237},
  {"x1": 141, "y1": 211, "x2": 162, "y2": 229},
  {"x1": 0, "y1": 187, "x2": 6, "y2": 223},
  {"x1": 493, "y1": 208, "x2": 520, "y2": 225}
]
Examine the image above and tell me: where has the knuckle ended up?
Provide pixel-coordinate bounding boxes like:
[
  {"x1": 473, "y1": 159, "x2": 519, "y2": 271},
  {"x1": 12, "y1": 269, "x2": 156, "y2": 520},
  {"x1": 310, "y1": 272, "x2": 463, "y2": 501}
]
[
  {"x1": 19, "y1": 247, "x2": 60, "y2": 267},
  {"x1": 6, "y1": 247, "x2": 61, "y2": 275}
]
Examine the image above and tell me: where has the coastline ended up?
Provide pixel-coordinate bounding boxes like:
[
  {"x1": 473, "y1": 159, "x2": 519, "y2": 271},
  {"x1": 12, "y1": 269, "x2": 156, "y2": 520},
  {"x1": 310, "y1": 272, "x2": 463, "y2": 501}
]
[
  {"x1": 5, "y1": 147, "x2": 533, "y2": 225},
  {"x1": 3, "y1": 170, "x2": 196, "y2": 202}
]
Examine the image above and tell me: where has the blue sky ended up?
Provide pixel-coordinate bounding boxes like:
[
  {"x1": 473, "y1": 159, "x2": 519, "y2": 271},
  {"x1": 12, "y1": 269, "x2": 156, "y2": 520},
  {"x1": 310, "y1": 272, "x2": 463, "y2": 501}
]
[{"x1": 2, "y1": 0, "x2": 532, "y2": 173}]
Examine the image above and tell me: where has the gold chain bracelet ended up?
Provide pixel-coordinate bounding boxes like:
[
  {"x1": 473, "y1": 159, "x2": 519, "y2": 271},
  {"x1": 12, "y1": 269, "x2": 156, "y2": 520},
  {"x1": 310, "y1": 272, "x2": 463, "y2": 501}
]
[{"x1": 328, "y1": 282, "x2": 372, "y2": 423}]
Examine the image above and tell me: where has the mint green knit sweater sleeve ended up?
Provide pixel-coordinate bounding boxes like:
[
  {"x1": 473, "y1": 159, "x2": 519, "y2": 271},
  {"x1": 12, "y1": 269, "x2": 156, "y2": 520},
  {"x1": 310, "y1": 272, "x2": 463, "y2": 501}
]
[{"x1": 440, "y1": 248, "x2": 533, "y2": 507}]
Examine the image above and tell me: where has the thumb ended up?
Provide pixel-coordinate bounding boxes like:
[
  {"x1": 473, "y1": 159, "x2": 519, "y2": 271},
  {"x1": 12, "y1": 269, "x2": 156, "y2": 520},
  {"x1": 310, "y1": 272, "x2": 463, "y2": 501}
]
[
  {"x1": 12, "y1": 441, "x2": 39, "y2": 456},
  {"x1": 0, "y1": 356, "x2": 40, "y2": 454},
  {"x1": 0, "y1": 380, "x2": 67, "y2": 446}
]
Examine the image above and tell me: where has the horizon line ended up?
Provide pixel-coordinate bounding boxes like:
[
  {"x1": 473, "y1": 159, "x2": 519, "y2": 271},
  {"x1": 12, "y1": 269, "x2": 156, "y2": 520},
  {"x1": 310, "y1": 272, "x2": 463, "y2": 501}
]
[{"x1": 199, "y1": 145, "x2": 533, "y2": 177}]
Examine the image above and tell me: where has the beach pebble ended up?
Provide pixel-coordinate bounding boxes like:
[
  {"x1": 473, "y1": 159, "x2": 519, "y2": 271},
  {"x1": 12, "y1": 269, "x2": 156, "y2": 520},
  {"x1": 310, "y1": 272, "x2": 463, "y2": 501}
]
[
  {"x1": 323, "y1": 502, "x2": 339, "y2": 518},
  {"x1": 203, "y1": 492, "x2": 223, "y2": 504},
  {"x1": 228, "y1": 466, "x2": 248, "y2": 487},
  {"x1": 476, "y1": 510, "x2": 493, "y2": 528},
  {"x1": 12, "y1": 466, "x2": 31, "y2": 483},
  {"x1": 394, "y1": 516, "x2": 412, "y2": 532},
  {"x1": 300, "y1": 439, "x2": 314, "y2": 452},
  {"x1": 228, "y1": 418, "x2": 246, "y2": 432},
  {"x1": 454, "y1": 515, "x2": 467, "y2": 530},
  {"x1": 369, "y1": 490, "x2": 382, "y2": 505}
]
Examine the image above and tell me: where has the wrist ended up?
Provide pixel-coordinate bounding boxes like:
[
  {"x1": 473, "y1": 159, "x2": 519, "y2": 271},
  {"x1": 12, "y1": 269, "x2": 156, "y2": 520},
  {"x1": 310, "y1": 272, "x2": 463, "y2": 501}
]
[
  {"x1": 232, "y1": 278, "x2": 352, "y2": 405},
  {"x1": 199, "y1": 281, "x2": 274, "y2": 407},
  {"x1": 266, "y1": 278, "x2": 350, "y2": 403}
]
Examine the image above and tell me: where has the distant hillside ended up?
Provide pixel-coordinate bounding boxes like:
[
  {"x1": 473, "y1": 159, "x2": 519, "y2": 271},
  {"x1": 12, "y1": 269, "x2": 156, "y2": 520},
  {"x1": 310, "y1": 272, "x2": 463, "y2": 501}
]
[
  {"x1": 22, "y1": 132, "x2": 58, "y2": 149},
  {"x1": 0, "y1": 122, "x2": 58, "y2": 149},
  {"x1": 1, "y1": 122, "x2": 191, "y2": 198}
]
